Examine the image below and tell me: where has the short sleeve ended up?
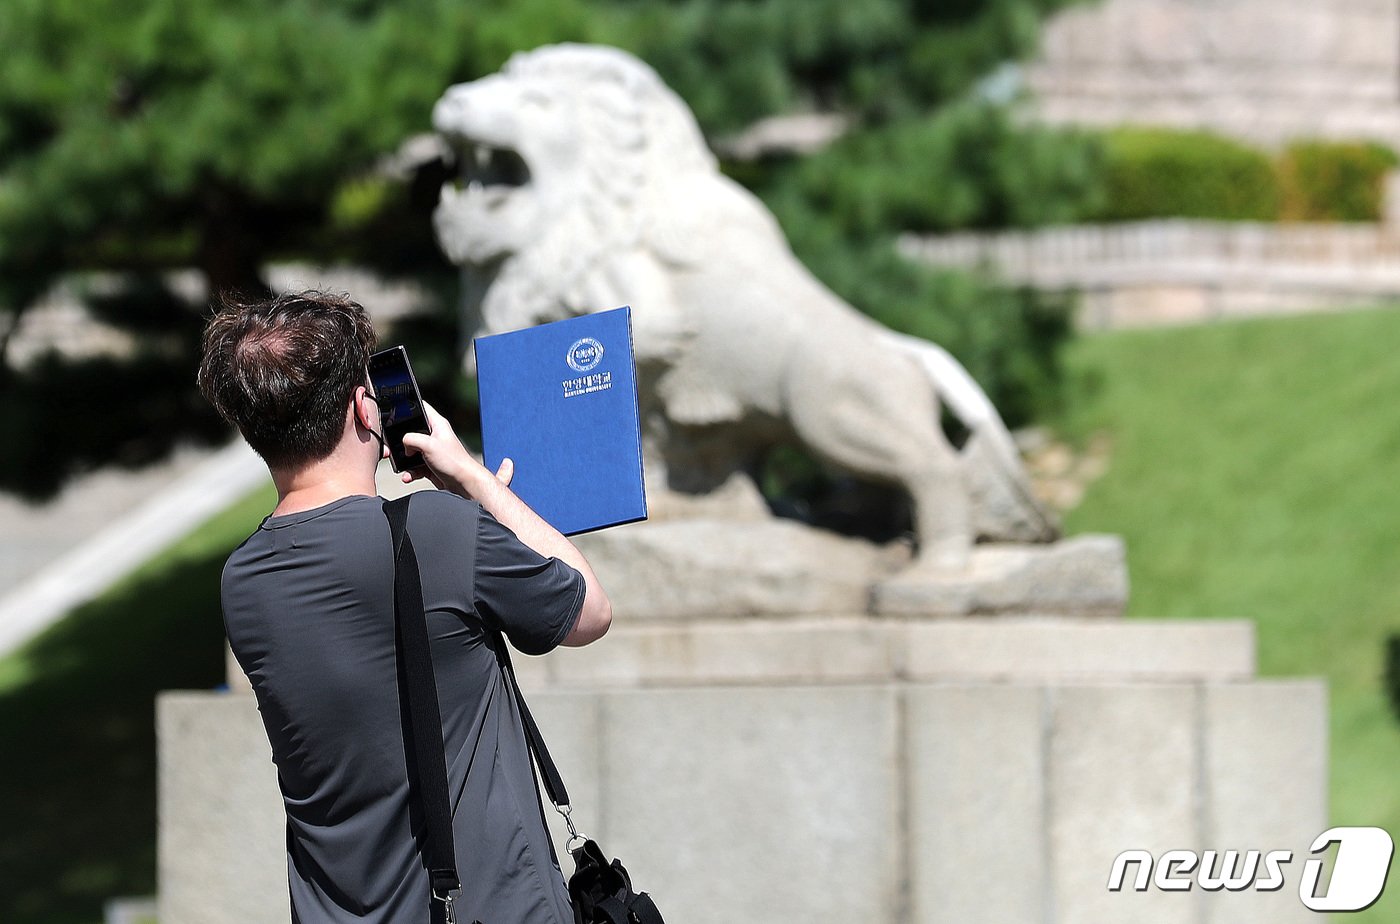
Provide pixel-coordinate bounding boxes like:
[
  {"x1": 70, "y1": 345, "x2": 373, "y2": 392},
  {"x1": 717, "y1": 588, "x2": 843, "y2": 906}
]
[{"x1": 473, "y1": 509, "x2": 585, "y2": 655}]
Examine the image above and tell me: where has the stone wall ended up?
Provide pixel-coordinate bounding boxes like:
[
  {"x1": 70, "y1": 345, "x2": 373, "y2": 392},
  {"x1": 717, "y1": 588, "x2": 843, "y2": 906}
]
[
  {"x1": 1027, "y1": 0, "x2": 1400, "y2": 146},
  {"x1": 900, "y1": 219, "x2": 1400, "y2": 328},
  {"x1": 160, "y1": 616, "x2": 1327, "y2": 924}
]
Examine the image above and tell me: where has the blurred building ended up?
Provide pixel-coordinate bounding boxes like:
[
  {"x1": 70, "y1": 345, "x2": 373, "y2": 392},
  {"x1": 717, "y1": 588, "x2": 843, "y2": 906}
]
[
  {"x1": 1028, "y1": 0, "x2": 1400, "y2": 147},
  {"x1": 902, "y1": 0, "x2": 1400, "y2": 329}
]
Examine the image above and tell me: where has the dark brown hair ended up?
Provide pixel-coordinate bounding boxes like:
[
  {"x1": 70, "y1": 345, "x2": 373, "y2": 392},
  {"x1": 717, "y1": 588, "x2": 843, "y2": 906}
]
[{"x1": 197, "y1": 289, "x2": 377, "y2": 469}]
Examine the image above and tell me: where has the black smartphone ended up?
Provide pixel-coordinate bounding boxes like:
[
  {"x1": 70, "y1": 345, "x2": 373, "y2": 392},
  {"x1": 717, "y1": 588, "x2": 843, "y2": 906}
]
[{"x1": 367, "y1": 345, "x2": 432, "y2": 473}]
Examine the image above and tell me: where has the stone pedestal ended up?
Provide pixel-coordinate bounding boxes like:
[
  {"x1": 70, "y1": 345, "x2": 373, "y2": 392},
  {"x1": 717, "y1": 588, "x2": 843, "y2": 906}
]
[
  {"x1": 160, "y1": 616, "x2": 1326, "y2": 924},
  {"x1": 574, "y1": 524, "x2": 1128, "y2": 621}
]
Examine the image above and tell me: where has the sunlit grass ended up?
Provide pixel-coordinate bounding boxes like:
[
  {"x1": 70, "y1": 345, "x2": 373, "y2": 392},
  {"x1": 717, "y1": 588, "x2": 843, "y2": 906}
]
[
  {"x1": 0, "y1": 483, "x2": 275, "y2": 924},
  {"x1": 1055, "y1": 306, "x2": 1400, "y2": 920}
]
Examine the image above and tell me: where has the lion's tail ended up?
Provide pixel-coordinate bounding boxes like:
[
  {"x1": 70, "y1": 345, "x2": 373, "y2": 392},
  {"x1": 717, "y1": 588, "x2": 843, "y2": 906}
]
[{"x1": 881, "y1": 330, "x2": 1061, "y2": 542}]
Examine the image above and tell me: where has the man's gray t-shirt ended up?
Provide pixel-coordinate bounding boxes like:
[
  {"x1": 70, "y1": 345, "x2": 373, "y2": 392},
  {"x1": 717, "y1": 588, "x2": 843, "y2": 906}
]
[{"x1": 221, "y1": 491, "x2": 583, "y2": 924}]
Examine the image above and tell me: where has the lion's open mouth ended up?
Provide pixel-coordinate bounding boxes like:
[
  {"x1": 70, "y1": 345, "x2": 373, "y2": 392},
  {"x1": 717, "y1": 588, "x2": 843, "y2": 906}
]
[{"x1": 451, "y1": 143, "x2": 531, "y2": 199}]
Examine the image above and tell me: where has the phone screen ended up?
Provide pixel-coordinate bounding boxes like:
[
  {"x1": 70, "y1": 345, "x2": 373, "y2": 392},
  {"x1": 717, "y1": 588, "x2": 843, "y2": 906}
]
[{"x1": 368, "y1": 346, "x2": 431, "y2": 472}]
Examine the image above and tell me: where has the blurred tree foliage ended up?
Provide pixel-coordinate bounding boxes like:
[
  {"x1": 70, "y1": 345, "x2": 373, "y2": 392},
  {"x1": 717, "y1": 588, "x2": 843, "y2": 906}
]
[
  {"x1": 0, "y1": 0, "x2": 596, "y2": 497},
  {"x1": 0, "y1": 0, "x2": 1089, "y2": 500},
  {"x1": 0, "y1": 0, "x2": 597, "y2": 299},
  {"x1": 612, "y1": 0, "x2": 1085, "y2": 131},
  {"x1": 756, "y1": 100, "x2": 1104, "y2": 236}
]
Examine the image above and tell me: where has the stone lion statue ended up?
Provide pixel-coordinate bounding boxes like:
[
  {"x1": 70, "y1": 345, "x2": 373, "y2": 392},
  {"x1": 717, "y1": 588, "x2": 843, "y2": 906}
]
[{"x1": 432, "y1": 43, "x2": 1057, "y2": 573}]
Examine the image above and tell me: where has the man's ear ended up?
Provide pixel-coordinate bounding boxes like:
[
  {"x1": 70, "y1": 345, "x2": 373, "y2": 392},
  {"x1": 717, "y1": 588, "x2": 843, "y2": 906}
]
[{"x1": 352, "y1": 386, "x2": 377, "y2": 432}]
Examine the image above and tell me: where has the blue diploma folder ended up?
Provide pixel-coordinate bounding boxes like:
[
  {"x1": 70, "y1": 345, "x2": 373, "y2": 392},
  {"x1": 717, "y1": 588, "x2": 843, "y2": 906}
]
[{"x1": 473, "y1": 306, "x2": 648, "y2": 536}]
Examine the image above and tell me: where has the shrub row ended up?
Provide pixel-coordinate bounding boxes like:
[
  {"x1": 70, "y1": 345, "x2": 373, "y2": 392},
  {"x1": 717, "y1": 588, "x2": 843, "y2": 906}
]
[
  {"x1": 1096, "y1": 128, "x2": 1398, "y2": 223},
  {"x1": 1277, "y1": 140, "x2": 1399, "y2": 222}
]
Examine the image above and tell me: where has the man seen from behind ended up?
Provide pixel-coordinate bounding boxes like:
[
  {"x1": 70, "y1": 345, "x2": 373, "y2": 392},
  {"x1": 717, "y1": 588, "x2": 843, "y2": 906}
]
[{"x1": 197, "y1": 289, "x2": 611, "y2": 924}]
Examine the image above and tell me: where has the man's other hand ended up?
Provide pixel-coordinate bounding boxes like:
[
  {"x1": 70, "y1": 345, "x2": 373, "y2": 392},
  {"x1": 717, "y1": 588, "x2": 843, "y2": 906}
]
[
  {"x1": 402, "y1": 402, "x2": 610, "y2": 646},
  {"x1": 400, "y1": 402, "x2": 511, "y2": 496}
]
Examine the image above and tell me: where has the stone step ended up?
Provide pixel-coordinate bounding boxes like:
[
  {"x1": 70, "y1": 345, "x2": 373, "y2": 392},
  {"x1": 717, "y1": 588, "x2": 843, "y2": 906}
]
[{"x1": 511, "y1": 616, "x2": 1256, "y2": 689}]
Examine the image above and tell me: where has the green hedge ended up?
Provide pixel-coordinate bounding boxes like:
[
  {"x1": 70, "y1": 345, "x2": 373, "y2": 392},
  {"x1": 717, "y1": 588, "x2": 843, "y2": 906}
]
[
  {"x1": 1096, "y1": 127, "x2": 1280, "y2": 221},
  {"x1": 1093, "y1": 128, "x2": 1399, "y2": 223},
  {"x1": 1279, "y1": 140, "x2": 1399, "y2": 222}
]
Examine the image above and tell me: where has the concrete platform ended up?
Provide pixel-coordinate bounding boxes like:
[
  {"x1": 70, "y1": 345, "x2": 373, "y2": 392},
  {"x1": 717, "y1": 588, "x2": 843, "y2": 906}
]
[{"x1": 168, "y1": 617, "x2": 1326, "y2": 924}]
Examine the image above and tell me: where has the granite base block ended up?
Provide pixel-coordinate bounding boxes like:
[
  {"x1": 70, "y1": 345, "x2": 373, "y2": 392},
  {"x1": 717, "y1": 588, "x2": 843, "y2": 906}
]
[{"x1": 159, "y1": 658, "x2": 1326, "y2": 924}]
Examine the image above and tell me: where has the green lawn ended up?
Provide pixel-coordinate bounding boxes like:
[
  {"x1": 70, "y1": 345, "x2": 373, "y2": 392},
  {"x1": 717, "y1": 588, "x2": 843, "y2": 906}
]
[
  {"x1": 0, "y1": 484, "x2": 276, "y2": 924},
  {"x1": 1055, "y1": 306, "x2": 1400, "y2": 918}
]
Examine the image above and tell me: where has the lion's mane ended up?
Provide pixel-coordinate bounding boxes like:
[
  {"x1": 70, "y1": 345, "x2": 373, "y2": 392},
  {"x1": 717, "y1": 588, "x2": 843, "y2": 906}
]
[{"x1": 473, "y1": 45, "x2": 721, "y2": 335}]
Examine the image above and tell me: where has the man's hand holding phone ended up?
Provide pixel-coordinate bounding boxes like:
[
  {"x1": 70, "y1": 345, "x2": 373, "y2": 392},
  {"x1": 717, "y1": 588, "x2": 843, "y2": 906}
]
[
  {"x1": 400, "y1": 402, "x2": 514, "y2": 493},
  {"x1": 367, "y1": 345, "x2": 433, "y2": 473}
]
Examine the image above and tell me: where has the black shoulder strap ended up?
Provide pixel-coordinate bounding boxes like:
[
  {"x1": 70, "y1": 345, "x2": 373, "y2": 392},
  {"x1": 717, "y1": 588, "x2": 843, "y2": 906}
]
[
  {"x1": 496, "y1": 637, "x2": 571, "y2": 809},
  {"x1": 383, "y1": 496, "x2": 462, "y2": 911},
  {"x1": 386, "y1": 494, "x2": 581, "y2": 913}
]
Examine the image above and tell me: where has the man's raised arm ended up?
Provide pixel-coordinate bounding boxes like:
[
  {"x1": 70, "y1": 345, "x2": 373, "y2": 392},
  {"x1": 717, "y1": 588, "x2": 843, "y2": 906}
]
[{"x1": 400, "y1": 402, "x2": 612, "y2": 646}]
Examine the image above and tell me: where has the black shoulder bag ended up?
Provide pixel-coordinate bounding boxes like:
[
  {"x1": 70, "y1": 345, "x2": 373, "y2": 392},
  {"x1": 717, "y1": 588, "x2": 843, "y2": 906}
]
[{"x1": 384, "y1": 496, "x2": 664, "y2": 924}]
